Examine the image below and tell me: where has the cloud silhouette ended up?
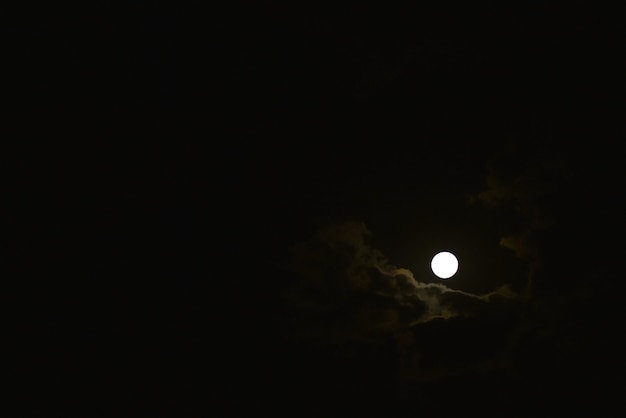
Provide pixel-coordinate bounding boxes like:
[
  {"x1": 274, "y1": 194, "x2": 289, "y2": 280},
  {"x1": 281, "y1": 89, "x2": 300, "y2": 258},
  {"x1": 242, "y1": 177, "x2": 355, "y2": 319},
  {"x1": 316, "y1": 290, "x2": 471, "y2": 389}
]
[
  {"x1": 285, "y1": 220, "x2": 516, "y2": 342},
  {"x1": 472, "y1": 139, "x2": 570, "y2": 297}
]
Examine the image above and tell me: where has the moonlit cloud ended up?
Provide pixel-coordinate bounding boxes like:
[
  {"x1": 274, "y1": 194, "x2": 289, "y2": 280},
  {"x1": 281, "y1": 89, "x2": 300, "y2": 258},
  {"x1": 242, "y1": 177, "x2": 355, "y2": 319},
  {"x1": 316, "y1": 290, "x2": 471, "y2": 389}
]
[{"x1": 286, "y1": 220, "x2": 517, "y2": 341}]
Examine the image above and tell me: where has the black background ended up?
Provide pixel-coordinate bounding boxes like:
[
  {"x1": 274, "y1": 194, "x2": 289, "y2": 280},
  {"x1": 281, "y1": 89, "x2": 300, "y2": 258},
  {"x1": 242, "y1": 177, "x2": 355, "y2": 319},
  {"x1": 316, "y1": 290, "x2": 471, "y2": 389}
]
[{"x1": 4, "y1": 2, "x2": 625, "y2": 416}]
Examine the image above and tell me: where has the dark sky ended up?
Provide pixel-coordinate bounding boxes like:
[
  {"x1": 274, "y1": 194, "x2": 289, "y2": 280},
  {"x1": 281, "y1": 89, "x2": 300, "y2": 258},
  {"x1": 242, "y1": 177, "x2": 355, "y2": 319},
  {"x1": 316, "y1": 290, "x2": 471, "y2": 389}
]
[{"x1": 6, "y1": 2, "x2": 625, "y2": 416}]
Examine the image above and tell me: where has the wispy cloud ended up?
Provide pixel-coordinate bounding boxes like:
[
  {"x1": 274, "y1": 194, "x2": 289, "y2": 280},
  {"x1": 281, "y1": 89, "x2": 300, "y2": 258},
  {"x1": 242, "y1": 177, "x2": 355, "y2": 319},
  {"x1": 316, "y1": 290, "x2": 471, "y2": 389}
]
[{"x1": 285, "y1": 220, "x2": 517, "y2": 341}]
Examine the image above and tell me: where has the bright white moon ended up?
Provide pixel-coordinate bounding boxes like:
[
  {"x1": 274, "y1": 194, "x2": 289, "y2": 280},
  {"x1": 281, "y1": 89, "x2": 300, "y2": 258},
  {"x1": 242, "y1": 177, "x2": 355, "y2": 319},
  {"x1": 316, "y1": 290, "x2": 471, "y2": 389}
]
[{"x1": 431, "y1": 251, "x2": 458, "y2": 279}]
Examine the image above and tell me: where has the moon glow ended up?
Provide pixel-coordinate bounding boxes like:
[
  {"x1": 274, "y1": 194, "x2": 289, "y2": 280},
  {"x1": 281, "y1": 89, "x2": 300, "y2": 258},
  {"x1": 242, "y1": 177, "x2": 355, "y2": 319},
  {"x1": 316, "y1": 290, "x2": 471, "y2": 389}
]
[{"x1": 431, "y1": 251, "x2": 458, "y2": 279}]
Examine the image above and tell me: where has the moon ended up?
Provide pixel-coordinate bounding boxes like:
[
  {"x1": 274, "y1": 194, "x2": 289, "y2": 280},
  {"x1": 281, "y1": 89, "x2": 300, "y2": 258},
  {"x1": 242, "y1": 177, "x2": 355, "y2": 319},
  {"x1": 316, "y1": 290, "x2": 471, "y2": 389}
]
[{"x1": 431, "y1": 251, "x2": 458, "y2": 279}]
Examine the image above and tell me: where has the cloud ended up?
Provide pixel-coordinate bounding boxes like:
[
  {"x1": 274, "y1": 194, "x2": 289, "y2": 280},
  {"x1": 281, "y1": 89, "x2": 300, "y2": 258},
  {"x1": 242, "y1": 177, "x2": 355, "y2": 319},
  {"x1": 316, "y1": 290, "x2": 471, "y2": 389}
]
[
  {"x1": 284, "y1": 220, "x2": 517, "y2": 342},
  {"x1": 471, "y1": 139, "x2": 570, "y2": 297}
]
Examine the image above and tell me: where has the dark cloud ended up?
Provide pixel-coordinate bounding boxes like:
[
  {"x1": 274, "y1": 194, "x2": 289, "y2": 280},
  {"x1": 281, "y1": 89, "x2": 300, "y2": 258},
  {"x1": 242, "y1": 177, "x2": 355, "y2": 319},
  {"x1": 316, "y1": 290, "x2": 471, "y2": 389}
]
[
  {"x1": 285, "y1": 220, "x2": 517, "y2": 344},
  {"x1": 472, "y1": 139, "x2": 571, "y2": 297},
  {"x1": 465, "y1": 136, "x2": 626, "y2": 415}
]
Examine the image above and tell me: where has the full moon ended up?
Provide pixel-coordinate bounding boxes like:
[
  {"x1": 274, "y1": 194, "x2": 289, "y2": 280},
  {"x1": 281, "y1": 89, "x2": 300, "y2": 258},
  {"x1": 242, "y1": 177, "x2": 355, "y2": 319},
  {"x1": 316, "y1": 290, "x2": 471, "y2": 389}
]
[{"x1": 431, "y1": 251, "x2": 458, "y2": 279}]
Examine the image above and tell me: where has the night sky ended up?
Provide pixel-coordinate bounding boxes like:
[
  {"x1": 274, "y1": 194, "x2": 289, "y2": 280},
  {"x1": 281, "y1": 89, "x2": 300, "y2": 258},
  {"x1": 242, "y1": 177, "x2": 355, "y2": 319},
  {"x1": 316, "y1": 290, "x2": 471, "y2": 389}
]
[{"x1": 6, "y1": 2, "x2": 625, "y2": 416}]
